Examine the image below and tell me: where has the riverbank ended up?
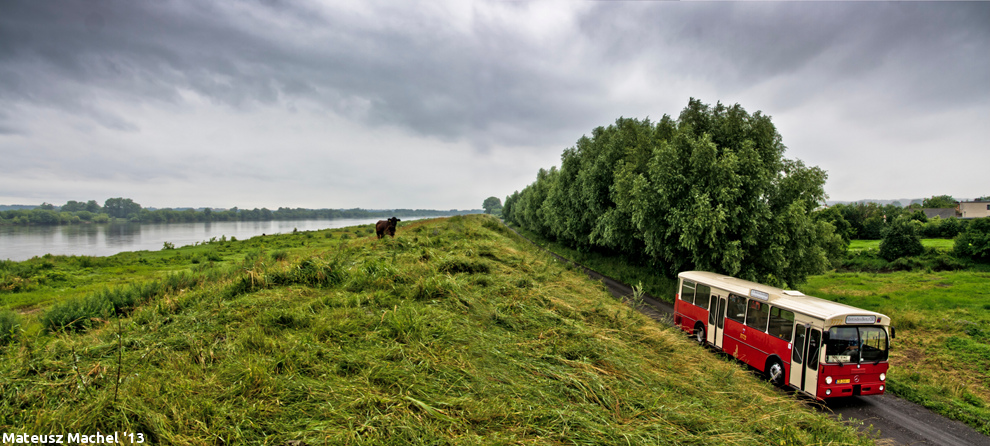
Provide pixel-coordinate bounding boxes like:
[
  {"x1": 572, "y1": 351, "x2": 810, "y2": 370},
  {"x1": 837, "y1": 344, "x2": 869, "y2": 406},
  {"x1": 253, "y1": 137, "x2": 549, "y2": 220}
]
[{"x1": 0, "y1": 215, "x2": 871, "y2": 445}]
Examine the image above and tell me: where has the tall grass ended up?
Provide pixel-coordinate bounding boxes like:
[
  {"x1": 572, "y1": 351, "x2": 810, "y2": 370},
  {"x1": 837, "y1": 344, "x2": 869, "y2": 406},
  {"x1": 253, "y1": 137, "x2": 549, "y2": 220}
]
[
  {"x1": 509, "y1": 223, "x2": 678, "y2": 302},
  {"x1": 0, "y1": 310, "x2": 19, "y2": 345},
  {"x1": 40, "y1": 271, "x2": 203, "y2": 332},
  {"x1": 0, "y1": 215, "x2": 871, "y2": 445}
]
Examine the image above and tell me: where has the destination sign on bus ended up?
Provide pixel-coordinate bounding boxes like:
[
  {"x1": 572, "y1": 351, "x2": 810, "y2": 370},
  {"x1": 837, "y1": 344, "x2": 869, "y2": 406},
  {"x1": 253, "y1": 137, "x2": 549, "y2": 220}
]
[
  {"x1": 845, "y1": 315, "x2": 877, "y2": 324},
  {"x1": 749, "y1": 289, "x2": 770, "y2": 301}
]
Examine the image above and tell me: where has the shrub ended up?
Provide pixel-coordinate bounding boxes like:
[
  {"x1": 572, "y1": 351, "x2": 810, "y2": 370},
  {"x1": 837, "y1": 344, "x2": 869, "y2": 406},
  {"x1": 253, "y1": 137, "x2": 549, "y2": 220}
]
[
  {"x1": 888, "y1": 256, "x2": 924, "y2": 271},
  {"x1": 206, "y1": 250, "x2": 223, "y2": 262},
  {"x1": 41, "y1": 294, "x2": 113, "y2": 332},
  {"x1": 879, "y1": 216, "x2": 924, "y2": 261},
  {"x1": 931, "y1": 257, "x2": 965, "y2": 271},
  {"x1": 921, "y1": 216, "x2": 964, "y2": 238},
  {"x1": 954, "y1": 217, "x2": 990, "y2": 263},
  {"x1": 100, "y1": 286, "x2": 141, "y2": 314},
  {"x1": 0, "y1": 310, "x2": 20, "y2": 345},
  {"x1": 861, "y1": 216, "x2": 887, "y2": 240}
]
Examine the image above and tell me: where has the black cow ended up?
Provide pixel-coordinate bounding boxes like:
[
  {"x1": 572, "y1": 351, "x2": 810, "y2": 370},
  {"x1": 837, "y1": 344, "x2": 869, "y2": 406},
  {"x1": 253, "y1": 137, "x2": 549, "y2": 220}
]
[{"x1": 375, "y1": 217, "x2": 401, "y2": 239}]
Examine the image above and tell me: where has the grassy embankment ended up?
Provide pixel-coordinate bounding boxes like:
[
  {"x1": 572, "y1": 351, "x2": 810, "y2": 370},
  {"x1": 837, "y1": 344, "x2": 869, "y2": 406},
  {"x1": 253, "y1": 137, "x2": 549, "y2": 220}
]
[
  {"x1": 506, "y1": 225, "x2": 678, "y2": 304},
  {"x1": 506, "y1": 228, "x2": 990, "y2": 435},
  {"x1": 0, "y1": 215, "x2": 870, "y2": 445}
]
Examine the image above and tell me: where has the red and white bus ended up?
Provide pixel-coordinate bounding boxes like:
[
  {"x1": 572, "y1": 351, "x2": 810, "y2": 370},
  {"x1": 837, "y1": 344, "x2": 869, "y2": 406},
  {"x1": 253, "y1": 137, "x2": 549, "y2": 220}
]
[{"x1": 673, "y1": 271, "x2": 892, "y2": 400}]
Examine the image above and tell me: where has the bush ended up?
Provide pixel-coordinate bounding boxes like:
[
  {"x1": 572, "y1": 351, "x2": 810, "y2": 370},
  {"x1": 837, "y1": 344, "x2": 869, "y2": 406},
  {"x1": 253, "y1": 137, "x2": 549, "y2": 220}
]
[
  {"x1": 954, "y1": 217, "x2": 990, "y2": 263},
  {"x1": 879, "y1": 216, "x2": 924, "y2": 261},
  {"x1": 0, "y1": 310, "x2": 20, "y2": 345},
  {"x1": 921, "y1": 216, "x2": 964, "y2": 238},
  {"x1": 861, "y1": 216, "x2": 887, "y2": 240},
  {"x1": 839, "y1": 246, "x2": 964, "y2": 273},
  {"x1": 41, "y1": 294, "x2": 113, "y2": 332}
]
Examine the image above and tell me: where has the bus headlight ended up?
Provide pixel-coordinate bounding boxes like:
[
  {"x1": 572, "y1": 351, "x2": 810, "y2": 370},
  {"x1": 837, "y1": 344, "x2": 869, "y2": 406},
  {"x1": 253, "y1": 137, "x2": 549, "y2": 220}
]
[
  {"x1": 826, "y1": 389, "x2": 832, "y2": 396},
  {"x1": 880, "y1": 373, "x2": 886, "y2": 381},
  {"x1": 880, "y1": 385, "x2": 884, "y2": 392},
  {"x1": 825, "y1": 376, "x2": 833, "y2": 385}
]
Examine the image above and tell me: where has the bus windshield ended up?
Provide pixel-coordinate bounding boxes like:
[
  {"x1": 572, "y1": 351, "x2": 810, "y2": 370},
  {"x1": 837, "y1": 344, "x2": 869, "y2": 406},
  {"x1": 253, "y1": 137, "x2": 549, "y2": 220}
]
[{"x1": 825, "y1": 326, "x2": 889, "y2": 364}]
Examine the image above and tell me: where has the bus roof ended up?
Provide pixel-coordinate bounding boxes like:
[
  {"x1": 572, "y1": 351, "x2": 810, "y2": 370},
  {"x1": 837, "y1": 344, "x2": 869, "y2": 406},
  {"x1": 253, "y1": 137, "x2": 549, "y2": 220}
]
[{"x1": 677, "y1": 270, "x2": 890, "y2": 324}]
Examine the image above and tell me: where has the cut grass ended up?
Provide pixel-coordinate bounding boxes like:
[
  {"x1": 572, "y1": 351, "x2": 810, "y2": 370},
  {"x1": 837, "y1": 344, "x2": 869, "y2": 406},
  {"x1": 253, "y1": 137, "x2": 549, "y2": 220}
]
[{"x1": 0, "y1": 215, "x2": 870, "y2": 445}]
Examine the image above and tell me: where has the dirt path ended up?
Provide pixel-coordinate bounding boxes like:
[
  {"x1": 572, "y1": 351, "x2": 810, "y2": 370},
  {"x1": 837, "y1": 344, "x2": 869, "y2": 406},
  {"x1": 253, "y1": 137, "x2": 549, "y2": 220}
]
[{"x1": 509, "y1": 224, "x2": 990, "y2": 446}]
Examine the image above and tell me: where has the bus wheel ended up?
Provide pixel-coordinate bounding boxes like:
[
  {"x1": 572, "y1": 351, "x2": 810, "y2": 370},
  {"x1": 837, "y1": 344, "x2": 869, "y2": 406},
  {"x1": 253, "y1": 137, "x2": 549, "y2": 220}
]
[
  {"x1": 693, "y1": 324, "x2": 706, "y2": 345},
  {"x1": 766, "y1": 358, "x2": 785, "y2": 386}
]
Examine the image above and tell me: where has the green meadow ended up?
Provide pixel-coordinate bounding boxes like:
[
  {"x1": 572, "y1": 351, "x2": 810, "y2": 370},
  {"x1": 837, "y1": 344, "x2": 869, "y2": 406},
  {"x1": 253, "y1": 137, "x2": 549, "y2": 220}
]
[
  {"x1": 0, "y1": 215, "x2": 869, "y2": 445},
  {"x1": 799, "y1": 269, "x2": 990, "y2": 435},
  {"x1": 847, "y1": 238, "x2": 956, "y2": 252}
]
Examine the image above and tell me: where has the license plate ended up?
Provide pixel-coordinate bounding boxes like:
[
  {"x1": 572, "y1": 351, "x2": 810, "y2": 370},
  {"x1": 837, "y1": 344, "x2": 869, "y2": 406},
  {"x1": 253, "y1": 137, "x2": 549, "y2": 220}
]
[{"x1": 837, "y1": 379, "x2": 851, "y2": 384}]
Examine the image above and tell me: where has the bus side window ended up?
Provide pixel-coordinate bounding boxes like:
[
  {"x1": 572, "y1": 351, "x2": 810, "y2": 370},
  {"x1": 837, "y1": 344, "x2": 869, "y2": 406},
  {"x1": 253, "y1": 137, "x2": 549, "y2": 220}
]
[
  {"x1": 768, "y1": 307, "x2": 794, "y2": 340},
  {"x1": 792, "y1": 328, "x2": 805, "y2": 365},
  {"x1": 746, "y1": 300, "x2": 770, "y2": 332},
  {"x1": 695, "y1": 284, "x2": 711, "y2": 310},
  {"x1": 681, "y1": 280, "x2": 696, "y2": 305},
  {"x1": 727, "y1": 294, "x2": 747, "y2": 324}
]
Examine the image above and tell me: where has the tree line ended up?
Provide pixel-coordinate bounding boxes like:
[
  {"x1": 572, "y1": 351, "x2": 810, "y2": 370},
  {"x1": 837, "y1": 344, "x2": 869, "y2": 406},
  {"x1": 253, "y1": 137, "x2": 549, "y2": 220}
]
[
  {"x1": 503, "y1": 99, "x2": 990, "y2": 284},
  {"x1": 0, "y1": 198, "x2": 479, "y2": 226},
  {"x1": 817, "y1": 200, "x2": 973, "y2": 241},
  {"x1": 504, "y1": 99, "x2": 843, "y2": 287}
]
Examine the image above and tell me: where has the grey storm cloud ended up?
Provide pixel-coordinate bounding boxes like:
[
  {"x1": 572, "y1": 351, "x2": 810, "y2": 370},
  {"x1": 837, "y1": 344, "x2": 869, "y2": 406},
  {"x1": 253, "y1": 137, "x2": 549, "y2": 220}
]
[
  {"x1": 579, "y1": 2, "x2": 990, "y2": 112},
  {"x1": 4, "y1": 1, "x2": 988, "y2": 142},
  {"x1": 1, "y1": 0, "x2": 988, "y2": 208},
  {"x1": 0, "y1": 0, "x2": 604, "y2": 148}
]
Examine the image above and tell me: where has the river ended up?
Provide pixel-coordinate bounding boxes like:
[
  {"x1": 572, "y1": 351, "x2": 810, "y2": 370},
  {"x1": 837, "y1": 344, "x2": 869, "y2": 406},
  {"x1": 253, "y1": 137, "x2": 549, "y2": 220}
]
[{"x1": 0, "y1": 217, "x2": 437, "y2": 262}]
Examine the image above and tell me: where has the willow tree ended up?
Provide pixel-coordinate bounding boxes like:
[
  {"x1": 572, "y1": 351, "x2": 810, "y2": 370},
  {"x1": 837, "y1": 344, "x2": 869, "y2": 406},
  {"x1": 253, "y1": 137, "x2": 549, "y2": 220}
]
[
  {"x1": 615, "y1": 100, "x2": 840, "y2": 286},
  {"x1": 507, "y1": 98, "x2": 842, "y2": 286}
]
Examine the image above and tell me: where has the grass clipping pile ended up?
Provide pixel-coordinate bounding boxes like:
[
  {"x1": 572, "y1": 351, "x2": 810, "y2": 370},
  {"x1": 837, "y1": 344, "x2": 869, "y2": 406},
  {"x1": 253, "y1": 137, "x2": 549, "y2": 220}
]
[{"x1": 0, "y1": 215, "x2": 869, "y2": 445}]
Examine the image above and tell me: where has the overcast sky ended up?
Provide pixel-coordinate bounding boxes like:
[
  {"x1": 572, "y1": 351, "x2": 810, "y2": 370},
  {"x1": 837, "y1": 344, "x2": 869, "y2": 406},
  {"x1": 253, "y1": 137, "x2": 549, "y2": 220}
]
[{"x1": 2, "y1": 1, "x2": 988, "y2": 210}]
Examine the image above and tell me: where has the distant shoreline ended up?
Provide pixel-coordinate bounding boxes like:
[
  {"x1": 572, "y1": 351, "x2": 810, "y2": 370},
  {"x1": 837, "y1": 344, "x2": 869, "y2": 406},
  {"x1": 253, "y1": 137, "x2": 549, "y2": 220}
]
[{"x1": 0, "y1": 205, "x2": 483, "y2": 227}]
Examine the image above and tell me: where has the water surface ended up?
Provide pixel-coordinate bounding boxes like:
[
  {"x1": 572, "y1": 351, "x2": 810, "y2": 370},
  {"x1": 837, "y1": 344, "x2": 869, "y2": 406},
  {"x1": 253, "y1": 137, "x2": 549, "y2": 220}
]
[{"x1": 0, "y1": 217, "x2": 433, "y2": 261}]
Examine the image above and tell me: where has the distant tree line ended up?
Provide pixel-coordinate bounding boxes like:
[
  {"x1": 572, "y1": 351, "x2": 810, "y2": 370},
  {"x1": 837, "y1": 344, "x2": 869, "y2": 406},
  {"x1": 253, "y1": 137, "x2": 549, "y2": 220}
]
[
  {"x1": 0, "y1": 198, "x2": 480, "y2": 226},
  {"x1": 504, "y1": 99, "x2": 846, "y2": 287},
  {"x1": 818, "y1": 195, "x2": 983, "y2": 241}
]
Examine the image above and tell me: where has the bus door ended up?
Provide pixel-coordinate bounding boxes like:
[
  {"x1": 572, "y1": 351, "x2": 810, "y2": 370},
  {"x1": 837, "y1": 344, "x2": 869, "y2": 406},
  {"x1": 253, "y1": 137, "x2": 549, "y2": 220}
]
[
  {"x1": 789, "y1": 320, "x2": 822, "y2": 396},
  {"x1": 707, "y1": 293, "x2": 727, "y2": 349}
]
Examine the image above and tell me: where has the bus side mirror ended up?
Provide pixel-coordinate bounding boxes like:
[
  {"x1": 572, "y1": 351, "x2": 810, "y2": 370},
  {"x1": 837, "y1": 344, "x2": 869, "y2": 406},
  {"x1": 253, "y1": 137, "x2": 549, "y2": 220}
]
[
  {"x1": 822, "y1": 332, "x2": 830, "y2": 343},
  {"x1": 890, "y1": 327, "x2": 896, "y2": 339}
]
